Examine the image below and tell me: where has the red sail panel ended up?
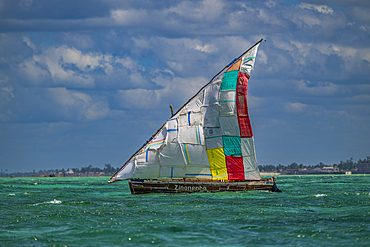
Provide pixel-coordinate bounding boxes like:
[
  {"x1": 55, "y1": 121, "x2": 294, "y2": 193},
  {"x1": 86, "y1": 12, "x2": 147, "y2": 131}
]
[
  {"x1": 236, "y1": 72, "x2": 253, "y2": 138},
  {"x1": 225, "y1": 155, "x2": 244, "y2": 172},
  {"x1": 236, "y1": 72, "x2": 249, "y2": 116},
  {"x1": 225, "y1": 155, "x2": 244, "y2": 180}
]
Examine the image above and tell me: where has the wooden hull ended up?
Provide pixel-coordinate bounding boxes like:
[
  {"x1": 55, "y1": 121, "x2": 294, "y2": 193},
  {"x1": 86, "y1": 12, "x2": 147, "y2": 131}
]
[{"x1": 128, "y1": 178, "x2": 281, "y2": 194}]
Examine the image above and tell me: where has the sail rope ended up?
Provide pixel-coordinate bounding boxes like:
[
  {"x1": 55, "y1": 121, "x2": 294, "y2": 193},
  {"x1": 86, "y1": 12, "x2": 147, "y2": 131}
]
[{"x1": 110, "y1": 38, "x2": 264, "y2": 182}]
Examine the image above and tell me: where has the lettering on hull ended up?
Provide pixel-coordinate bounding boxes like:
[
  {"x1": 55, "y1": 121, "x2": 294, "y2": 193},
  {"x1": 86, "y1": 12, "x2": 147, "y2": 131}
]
[{"x1": 174, "y1": 184, "x2": 208, "y2": 192}]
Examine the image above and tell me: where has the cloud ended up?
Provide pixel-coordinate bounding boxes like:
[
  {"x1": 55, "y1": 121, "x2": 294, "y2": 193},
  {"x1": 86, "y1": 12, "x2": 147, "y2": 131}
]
[
  {"x1": 349, "y1": 7, "x2": 370, "y2": 22},
  {"x1": 0, "y1": 33, "x2": 34, "y2": 65},
  {"x1": 117, "y1": 88, "x2": 161, "y2": 109},
  {"x1": 285, "y1": 102, "x2": 309, "y2": 113},
  {"x1": 295, "y1": 80, "x2": 339, "y2": 95},
  {"x1": 111, "y1": 9, "x2": 148, "y2": 25},
  {"x1": 57, "y1": 33, "x2": 96, "y2": 50},
  {"x1": 298, "y1": 3, "x2": 334, "y2": 15},
  {"x1": 117, "y1": 73, "x2": 207, "y2": 111},
  {"x1": 48, "y1": 87, "x2": 109, "y2": 121},
  {"x1": 22, "y1": 36, "x2": 35, "y2": 49},
  {"x1": 166, "y1": 0, "x2": 225, "y2": 21},
  {"x1": 16, "y1": 44, "x2": 151, "y2": 90},
  {"x1": 19, "y1": 46, "x2": 98, "y2": 88},
  {"x1": 300, "y1": 0, "x2": 370, "y2": 7}
]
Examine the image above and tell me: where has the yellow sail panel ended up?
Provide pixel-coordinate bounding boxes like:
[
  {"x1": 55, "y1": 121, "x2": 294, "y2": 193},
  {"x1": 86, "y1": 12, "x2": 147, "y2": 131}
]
[{"x1": 206, "y1": 147, "x2": 228, "y2": 180}]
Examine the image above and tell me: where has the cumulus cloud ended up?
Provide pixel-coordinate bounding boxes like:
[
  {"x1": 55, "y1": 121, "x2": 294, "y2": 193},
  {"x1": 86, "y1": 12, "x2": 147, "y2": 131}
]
[
  {"x1": 298, "y1": 3, "x2": 334, "y2": 15},
  {"x1": 16, "y1": 44, "x2": 151, "y2": 89},
  {"x1": 22, "y1": 36, "x2": 36, "y2": 49},
  {"x1": 295, "y1": 80, "x2": 339, "y2": 95},
  {"x1": 111, "y1": 9, "x2": 148, "y2": 25},
  {"x1": 117, "y1": 73, "x2": 207, "y2": 111},
  {"x1": 285, "y1": 102, "x2": 309, "y2": 113},
  {"x1": 117, "y1": 88, "x2": 161, "y2": 109},
  {"x1": 166, "y1": 0, "x2": 225, "y2": 22},
  {"x1": 48, "y1": 87, "x2": 109, "y2": 121},
  {"x1": 19, "y1": 46, "x2": 105, "y2": 87}
]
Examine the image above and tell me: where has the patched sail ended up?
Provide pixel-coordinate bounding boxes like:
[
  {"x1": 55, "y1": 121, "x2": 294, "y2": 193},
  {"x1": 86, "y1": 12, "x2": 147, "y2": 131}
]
[{"x1": 110, "y1": 40, "x2": 263, "y2": 183}]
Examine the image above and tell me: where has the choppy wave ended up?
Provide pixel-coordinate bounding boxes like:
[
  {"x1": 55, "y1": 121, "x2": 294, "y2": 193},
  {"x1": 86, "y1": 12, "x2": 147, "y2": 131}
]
[
  {"x1": 314, "y1": 194, "x2": 327, "y2": 197},
  {"x1": 33, "y1": 199, "x2": 62, "y2": 206}
]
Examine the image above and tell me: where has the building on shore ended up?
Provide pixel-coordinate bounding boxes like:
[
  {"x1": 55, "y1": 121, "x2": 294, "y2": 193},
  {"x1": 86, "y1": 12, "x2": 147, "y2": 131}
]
[{"x1": 280, "y1": 166, "x2": 344, "y2": 175}]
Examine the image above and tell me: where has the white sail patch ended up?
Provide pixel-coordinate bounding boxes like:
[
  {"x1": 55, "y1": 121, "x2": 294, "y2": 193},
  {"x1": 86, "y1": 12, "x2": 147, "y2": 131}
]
[
  {"x1": 152, "y1": 127, "x2": 167, "y2": 147},
  {"x1": 220, "y1": 116, "x2": 240, "y2": 136},
  {"x1": 245, "y1": 170, "x2": 261, "y2": 180},
  {"x1": 202, "y1": 104, "x2": 220, "y2": 127},
  {"x1": 140, "y1": 127, "x2": 166, "y2": 154},
  {"x1": 180, "y1": 143, "x2": 209, "y2": 166},
  {"x1": 241, "y1": 138, "x2": 255, "y2": 156},
  {"x1": 204, "y1": 127, "x2": 222, "y2": 138},
  {"x1": 242, "y1": 148, "x2": 261, "y2": 180},
  {"x1": 241, "y1": 137, "x2": 260, "y2": 179},
  {"x1": 136, "y1": 149, "x2": 159, "y2": 164},
  {"x1": 114, "y1": 158, "x2": 135, "y2": 181},
  {"x1": 219, "y1": 91, "x2": 236, "y2": 116},
  {"x1": 166, "y1": 119, "x2": 178, "y2": 143},
  {"x1": 219, "y1": 90, "x2": 235, "y2": 102},
  {"x1": 133, "y1": 163, "x2": 160, "y2": 178},
  {"x1": 178, "y1": 125, "x2": 204, "y2": 145},
  {"x1": 243, "y1": 155, "x2": 258, "y2": 171},
  {"x1": 185, "y1": 166, "x2": 212, "y2": 179},
  {"x1": 203, "y1": 77, "x2": 222, "y2": 106},
  {"x1": 240, "y1": 44, "x2": 260, "y2": 76},
  {"x1": 178, "y1": 111, "x2": 202, "y2": 127},
  {"x1": 160, "y1": 167, "x2": 185, "y2": 178},
  {"x1": 205, "y1": 136, "x2": 223, "y2": 149},
  {"x1": 204, "y1": 127, "x2": 223, "y2": 149},
  {"x1": 159, "y1": 142, "x2": 186, "y2": 168},
  {"x1": 183, "y1": 91, "x2": 204, "y2": 112},
  {"x1": 219, "y1": 101, "x2": 237, "y2": 116}
]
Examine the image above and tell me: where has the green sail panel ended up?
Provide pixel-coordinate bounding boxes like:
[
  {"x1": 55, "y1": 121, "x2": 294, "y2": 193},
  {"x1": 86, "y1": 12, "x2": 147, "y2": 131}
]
[
  {"x1": 220, "y1": 70, "x2": 239, "y2": 91},
  {"x1": 222, "y1": 136, "x2": 242, "y2": 156}
]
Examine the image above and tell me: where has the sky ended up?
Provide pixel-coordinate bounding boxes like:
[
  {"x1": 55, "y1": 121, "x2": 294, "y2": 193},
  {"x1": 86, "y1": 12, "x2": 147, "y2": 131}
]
[{"x1": 0, "y1": 0, "x2": 369, "y2": 173}]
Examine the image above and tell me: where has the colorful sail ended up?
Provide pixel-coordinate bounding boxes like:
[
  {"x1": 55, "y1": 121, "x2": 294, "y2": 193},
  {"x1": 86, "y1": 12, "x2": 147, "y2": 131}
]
[{"x1": 110, "y1": 40, "x2": 263, "y2": 183}]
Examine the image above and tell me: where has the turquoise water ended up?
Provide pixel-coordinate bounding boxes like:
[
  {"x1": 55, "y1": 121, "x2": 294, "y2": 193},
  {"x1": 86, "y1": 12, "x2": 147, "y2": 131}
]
[{"x1": 1, "y1": 175, "x2": 370, "y2": 246}]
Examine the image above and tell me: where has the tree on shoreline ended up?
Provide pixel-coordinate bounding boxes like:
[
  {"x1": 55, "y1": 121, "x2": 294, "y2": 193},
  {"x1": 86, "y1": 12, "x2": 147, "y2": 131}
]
[{"x1": 258, "y1": 156, "x2": 370, "y2": 172}]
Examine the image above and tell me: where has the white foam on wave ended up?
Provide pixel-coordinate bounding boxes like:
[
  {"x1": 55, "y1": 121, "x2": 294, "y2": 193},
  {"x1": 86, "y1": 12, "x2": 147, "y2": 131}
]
[
  {"x1": 33, "y1": 199, "x2": 62, "y2": 206},
  {"x1": 8, "y1": 193, "x2": 15, "y2": 196},
  {"x1": 48, "y1": 199, "x2": 62, "y2": 204},
  {"x1": 314, "y1": 194, "x2": 327, "y2": 197}
]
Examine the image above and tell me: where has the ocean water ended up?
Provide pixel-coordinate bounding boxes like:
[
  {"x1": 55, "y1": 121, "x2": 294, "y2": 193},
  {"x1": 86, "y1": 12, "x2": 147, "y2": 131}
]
[{"x1": 1, "y1": 175, "x2": 369, "y2": 246}]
